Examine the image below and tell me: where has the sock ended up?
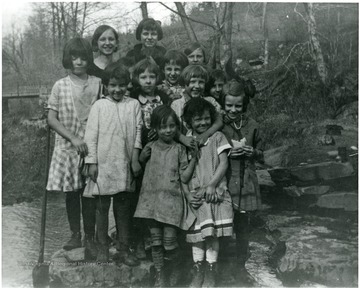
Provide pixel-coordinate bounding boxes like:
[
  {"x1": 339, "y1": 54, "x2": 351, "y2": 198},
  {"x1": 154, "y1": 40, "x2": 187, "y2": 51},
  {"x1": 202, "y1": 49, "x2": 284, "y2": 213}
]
[
  {"x1": 151, "y1": 245, "x2": 164, "y2": 271},
  {"x1": 192, "y1": 242, "x2": 205, "y2": 263},
  {"x1": 205, "y1": 238, "x2": 219, "y2": 264}
]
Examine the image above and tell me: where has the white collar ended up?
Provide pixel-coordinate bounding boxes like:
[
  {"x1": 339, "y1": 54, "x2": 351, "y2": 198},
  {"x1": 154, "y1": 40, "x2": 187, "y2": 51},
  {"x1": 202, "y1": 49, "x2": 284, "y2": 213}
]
[{"x1": 138, "y1": 94, "x2": 161, "y2": 104}]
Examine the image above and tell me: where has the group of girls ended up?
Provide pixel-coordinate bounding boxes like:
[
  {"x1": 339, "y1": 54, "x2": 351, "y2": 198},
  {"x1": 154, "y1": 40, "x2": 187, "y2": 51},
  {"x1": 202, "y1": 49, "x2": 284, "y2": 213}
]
[{"x1": 46, "y1": 17, "x2": 263, "y2": 288}]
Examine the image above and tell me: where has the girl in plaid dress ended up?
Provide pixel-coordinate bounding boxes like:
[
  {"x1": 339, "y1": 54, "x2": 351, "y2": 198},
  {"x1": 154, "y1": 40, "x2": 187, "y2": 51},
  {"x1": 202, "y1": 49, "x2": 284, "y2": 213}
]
[
  {"x1": 221, "y1": 79, "x2": 264, "y2": 284},
  {"x1": 47, "y1": 38, "x2": 101, "y2": 257},
  {"x1": 182, "y1": 98, "x2": 233, "y2": 288}
]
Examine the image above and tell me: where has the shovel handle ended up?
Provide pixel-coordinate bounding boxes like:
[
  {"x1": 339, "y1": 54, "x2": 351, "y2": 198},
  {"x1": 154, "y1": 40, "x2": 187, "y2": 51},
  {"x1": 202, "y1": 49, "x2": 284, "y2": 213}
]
[{"x1": 38, "y1": 125, "x2": 51, "y2": 264}]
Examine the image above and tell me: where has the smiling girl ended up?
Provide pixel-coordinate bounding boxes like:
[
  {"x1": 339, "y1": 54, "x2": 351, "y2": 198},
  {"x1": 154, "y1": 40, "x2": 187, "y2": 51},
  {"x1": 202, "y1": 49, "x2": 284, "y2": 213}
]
[
  {"x1": 182, "y1": 97, "x2": 233, "y2": 288},
  {"x1": 88, "y1": 25, "x2": 119, "y2": 79},
  {"x1": 126, "y1": 18, "x2": 166, "y2": 65},
  {"x1": 221, "y1": 79, "x2": 263, "y2": 284}
]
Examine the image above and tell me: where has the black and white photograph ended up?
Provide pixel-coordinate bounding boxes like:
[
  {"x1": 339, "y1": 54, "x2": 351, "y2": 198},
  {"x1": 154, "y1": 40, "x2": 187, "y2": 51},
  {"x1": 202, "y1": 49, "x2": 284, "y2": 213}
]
[{"x1": 2, "y1": 1, "x2": 358, "y2": 287}]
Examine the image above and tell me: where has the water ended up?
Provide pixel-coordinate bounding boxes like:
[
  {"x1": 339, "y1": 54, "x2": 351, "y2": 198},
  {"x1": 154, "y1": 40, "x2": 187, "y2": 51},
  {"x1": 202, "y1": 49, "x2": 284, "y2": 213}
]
[{"x1": 2, "y1": 193, "x2": 357, "y2": 287}]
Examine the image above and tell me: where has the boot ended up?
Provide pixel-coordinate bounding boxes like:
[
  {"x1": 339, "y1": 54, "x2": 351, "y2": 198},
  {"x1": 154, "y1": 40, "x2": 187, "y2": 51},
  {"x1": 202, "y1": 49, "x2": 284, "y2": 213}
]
[
  {"x1": 84, "y1": 234, "x2": 97, "y2": 260},
  {"x1": 96, "y1": 244, "x2": 109, "y2": 262},
  {"x1": 63, "y1": 232, "x2": 81, "y2": 251},
  {"x1": 154, "y1": 268, "x2": 167, "y2": 287},
  {"x1": 165, "y1": 248, "x2": 181, "y2": 287},
  {"x1": 189, "y1": 261, "x2": 204, "y2": 288},
  {"x1": 202, "y1": 262, "x2": 217, "y2": 288},
  {"x1": 135, "y1": 241, "x2": 147, "y2": 260},
  {"x1": 117, "y1": 246, "x2": 139, "y2": 267}
]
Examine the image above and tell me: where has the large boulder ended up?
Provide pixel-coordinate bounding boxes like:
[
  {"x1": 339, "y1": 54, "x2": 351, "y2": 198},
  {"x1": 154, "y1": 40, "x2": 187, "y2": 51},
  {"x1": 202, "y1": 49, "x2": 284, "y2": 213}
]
[
  {"x1": 290, "y1": 161, "x2": 354, "y2": 182},
  {"x1": 49, "y1": 248, "x2": 153, "y2": 287},
  {"x1": 316, "y1": 192, "x2": 358, "y2": 212},
  {"x1": 264, "y1": 145, "x2": 291, "y2": 167}
]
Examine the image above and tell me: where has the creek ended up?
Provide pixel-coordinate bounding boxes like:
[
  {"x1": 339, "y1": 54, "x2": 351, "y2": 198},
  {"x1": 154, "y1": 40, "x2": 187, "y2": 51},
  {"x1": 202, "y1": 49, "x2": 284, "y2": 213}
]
[{"x1": 2, "y1": 190, "x2": 357, "y2": 287}]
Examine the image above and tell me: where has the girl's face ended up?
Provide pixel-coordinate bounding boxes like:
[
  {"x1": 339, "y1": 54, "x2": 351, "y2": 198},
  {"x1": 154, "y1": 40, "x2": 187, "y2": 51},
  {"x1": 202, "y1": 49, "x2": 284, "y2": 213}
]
[
  {"x1": 106, "y1": 77, "x2": 128, "y2": 102},
  {"x1": 157, "y1": 116, "x2": 177, "y2": 144},
  {"x1": 71, "y1": 56, "x2": 88, "y2": 76},
  {"x1": 224, "y1": 94, "x2": 245, "y2": 120},
  {"x1": 210, "y1": 79, "x2": 225, "y2": 100},
  {"x1": 138, "y1": 68, "x2": 157, "y2": 95},
  {"x1": 97, "y1": 29, "x2": 117, "y2": 56},
  {"x1": 185, "y1": 77, "x2": 206, "y2": 98},
  {"x1": 191, "y1": 110, "x2": 211, "y2": 135},
  {"x1": 164, "y1": 63, "x2": 182, "y2": 85},
  {"x1": 187, "y1": 48, "x2": 204, "y2": 65},
  {"x1": 141, "y1": 29, "x2": 158, "y2": 48}
]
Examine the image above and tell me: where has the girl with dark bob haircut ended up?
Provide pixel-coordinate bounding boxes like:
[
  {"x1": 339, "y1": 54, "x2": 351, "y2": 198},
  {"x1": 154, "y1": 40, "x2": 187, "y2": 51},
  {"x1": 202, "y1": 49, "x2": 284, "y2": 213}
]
[
  {"x1": 178, "y1": 64, "x2": 209, "y2": 87},
  {"x1": 101, "y1": 62, "x2": 131, "y2": 87},
  {"x1": 150, "y1": 105, "x2": 180, "y2": 130},
  {"x1": 135, "y1": 18, "x2": 163, "y2": 41},
  {"x1": 182, "y1": 97, "x2": 217, "y2": 129},
  {"x1": 62, "y1": 38, "x2": 94, "y2": 70},
  {"x1": 132, "y1": 57, "x2": 162, "y2": 88}
]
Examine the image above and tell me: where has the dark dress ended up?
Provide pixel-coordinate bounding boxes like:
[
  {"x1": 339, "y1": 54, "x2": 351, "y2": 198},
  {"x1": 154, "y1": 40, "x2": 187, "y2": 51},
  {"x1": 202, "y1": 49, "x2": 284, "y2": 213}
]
[
  {"x1": 222, "y1": 115, "x2": 264, "y2": 212},
  {"x1": 125, "y1": 43, "x2": 166, "y2": 66}
]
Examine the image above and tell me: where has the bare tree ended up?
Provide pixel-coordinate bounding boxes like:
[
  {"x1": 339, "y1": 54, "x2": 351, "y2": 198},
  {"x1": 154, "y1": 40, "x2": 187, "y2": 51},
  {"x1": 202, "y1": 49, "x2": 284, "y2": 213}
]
[
  {"x1": 140, "y1": 2, "x2": 148, "y2": 19},
  {"x1": 262, "y1": 3, "x2": 269, "y2": 67},
  {"x1": 304, "y1": 3, "x2": 327, "y2": 85},
  {"x1": 174, "y1": 2, "x2": 198, "y2": 42}
]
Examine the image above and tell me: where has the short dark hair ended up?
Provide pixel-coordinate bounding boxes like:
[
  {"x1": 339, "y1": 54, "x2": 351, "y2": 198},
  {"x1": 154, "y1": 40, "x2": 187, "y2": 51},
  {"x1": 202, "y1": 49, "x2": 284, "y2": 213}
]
[
  {"x1": 102, "y1": 62, "x2": 130, "y2": 87},
  {"x1": 179, "y1": 65, "x2": 209, "y2": 86},
  {"x1": 163, "y1": 50, "x2": 189, "y2": 70},
  {"x1": 223, "y1": 79, "x2": 249, "y2": 112},
  {"x1": 150, "y1": 105, "x2": 180, "y2": 130},
  {"x1": 62, "y1": 38, "x2": 94, "y2": 70},
  {"x1": 132, "y1": 57, "x2": 161, "y2": 87},
  {"x1": 205, "y1": 69, "x2": 226, "y2": 95},
  {"x1": 136, "y1": 18, "x2": 163, "y2": 41},
  {"x1": 184, "y1": 42, "x2": 206, "y2": 63},
  {"x1": 182, "y1": 97, "x2": 216, "y2": 128},
  {"x1": 91, "y1": 25, "x2": 119, "y2": 52}
]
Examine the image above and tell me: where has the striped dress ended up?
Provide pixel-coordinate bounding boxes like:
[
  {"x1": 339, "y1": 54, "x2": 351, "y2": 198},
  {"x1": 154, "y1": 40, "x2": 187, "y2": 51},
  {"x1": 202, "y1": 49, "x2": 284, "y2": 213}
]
[
  {"x1": 186, "y1": 131, "x2": 233, "y2": 243},
  {"x1": 46, "y1": 75, "x2": 101, "y2": 192}
]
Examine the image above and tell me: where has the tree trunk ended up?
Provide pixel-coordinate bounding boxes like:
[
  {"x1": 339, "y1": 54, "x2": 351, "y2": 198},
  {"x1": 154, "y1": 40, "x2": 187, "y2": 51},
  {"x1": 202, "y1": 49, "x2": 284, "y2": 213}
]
[
  {"x1": 304, "y1": 3, "x2": 327, "y2": 85},
  {"x1": 262, "y1": 3, "x2": 269, "y2": 67},
  {"x1": 175, "y1": 2, "x2": 198, "y2": 42},
  {"x1": 140, "y1": 2, "x2": 148, "y2": 19},
  {"x1": 222, "y1": 2, "x2": 234, "y2": 68},
  {"x1": 80, "y1": 3, "x2": 87, "y2": 37}
]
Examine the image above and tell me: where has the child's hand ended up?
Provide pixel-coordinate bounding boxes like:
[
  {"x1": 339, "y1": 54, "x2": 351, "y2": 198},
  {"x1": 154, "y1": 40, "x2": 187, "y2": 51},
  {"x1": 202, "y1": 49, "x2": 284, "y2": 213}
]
[
  {"x1": 189, "y1": 143, "x2": 200, "y2": 159},
  {"x1": 139, "y1": 146, "x2": 152, "y2": 164},
  {"x1": 196, "y1": 134, "x2": 208, "y2": 147},
  {"x1": 71, "y1": 137, "x2": 88, "y2": 157},
  {"x1": 131, "y1": 160, "x2": 142, "y2": 178},
  {"x1": 186, "y1": 193, "x2": 203, "y2": 209},
  {"x1": 229, "y1": 147, "x2": 246, "y2": 158},
  {"x1": 88, "y1": 164, "x2": 98, "y2": 183},
  {"x1": 182, "y1": 136, "x2": 197, "y2": 149},
  {"x1": 205, "y1": 185, "x2": 217, "y2": 203},
  {"x1": 243, "y1": 145, "x2": 255, "y2": 158},
  {"x1": 147, "y1": 129, "x2": 158, "y2": 142}
]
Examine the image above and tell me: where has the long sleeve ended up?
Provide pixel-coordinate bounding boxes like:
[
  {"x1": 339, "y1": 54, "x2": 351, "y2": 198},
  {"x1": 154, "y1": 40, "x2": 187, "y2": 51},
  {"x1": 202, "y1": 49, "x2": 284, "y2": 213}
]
[
  {"x1": 134, "y1": 101, "x2": 143, "y2": 150},
  {"x1": 84, "y1": 103, "x2": 100, "y2": 164}
]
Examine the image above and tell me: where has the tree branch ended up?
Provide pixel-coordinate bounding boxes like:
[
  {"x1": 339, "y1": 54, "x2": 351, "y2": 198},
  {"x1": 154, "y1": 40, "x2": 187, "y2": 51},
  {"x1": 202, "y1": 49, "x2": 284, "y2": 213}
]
[{"x1": 159, "y1": 2, "x2": 216, "y2": 30}]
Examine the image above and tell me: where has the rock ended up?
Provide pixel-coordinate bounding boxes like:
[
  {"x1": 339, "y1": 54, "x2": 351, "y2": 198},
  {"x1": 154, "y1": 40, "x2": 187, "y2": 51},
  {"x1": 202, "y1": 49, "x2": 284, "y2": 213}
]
[
  {"x1": 327, "y1": 150, "x2": 338, "y2": 158},
  {"x1": 301, "y1": 186, "x2": 330, "y2": 195},
  {"x1": 63, "y1": 248, "x2": 86, "y2": 262},
  {"x1": 316, "y1": 192, "x2": 358, "y2": 211},
  {"x1": 283, "y1": 185, "x2": 330, "y2": 198},
  {"x1": 264, "y1": 145, "x2": 291, "y2": 167},
  {"x1": 267, "y1": 167, "x2": 292, "y2": 185},
  {"x1": 49, "y1": 249, "x2": 153, "y2": 287},
  {"x1": 283, "y1": 186, "x2": 302, "y2": 197},
  {"x1": 274, "y1": 214, "x2": 358, "y2": 287},
  {"x1": 317, "y1": 135, "x2": 335, "y2": 146},
  {"x1": 256, "y1": 170, "x2": 275, "y2": 187},
  {"x1": 290, "y1": 161, "x2": 354, "y2": 182},
  {"x1": 326, "y1": 124, "x2": 343, "y2": 135}
]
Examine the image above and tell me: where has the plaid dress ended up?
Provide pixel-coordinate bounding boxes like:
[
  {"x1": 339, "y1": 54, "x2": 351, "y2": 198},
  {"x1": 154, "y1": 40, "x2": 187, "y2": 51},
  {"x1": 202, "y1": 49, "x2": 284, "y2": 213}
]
[
  {"x1": 186, "y1": 131, "x2": 233, "y2": 243},
  {"x1": 222, "y1": 115, "x2": 264, "y2": 211},
  {"x1": 46, "y1": 75, "x2": 101, "y2": 192}
]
